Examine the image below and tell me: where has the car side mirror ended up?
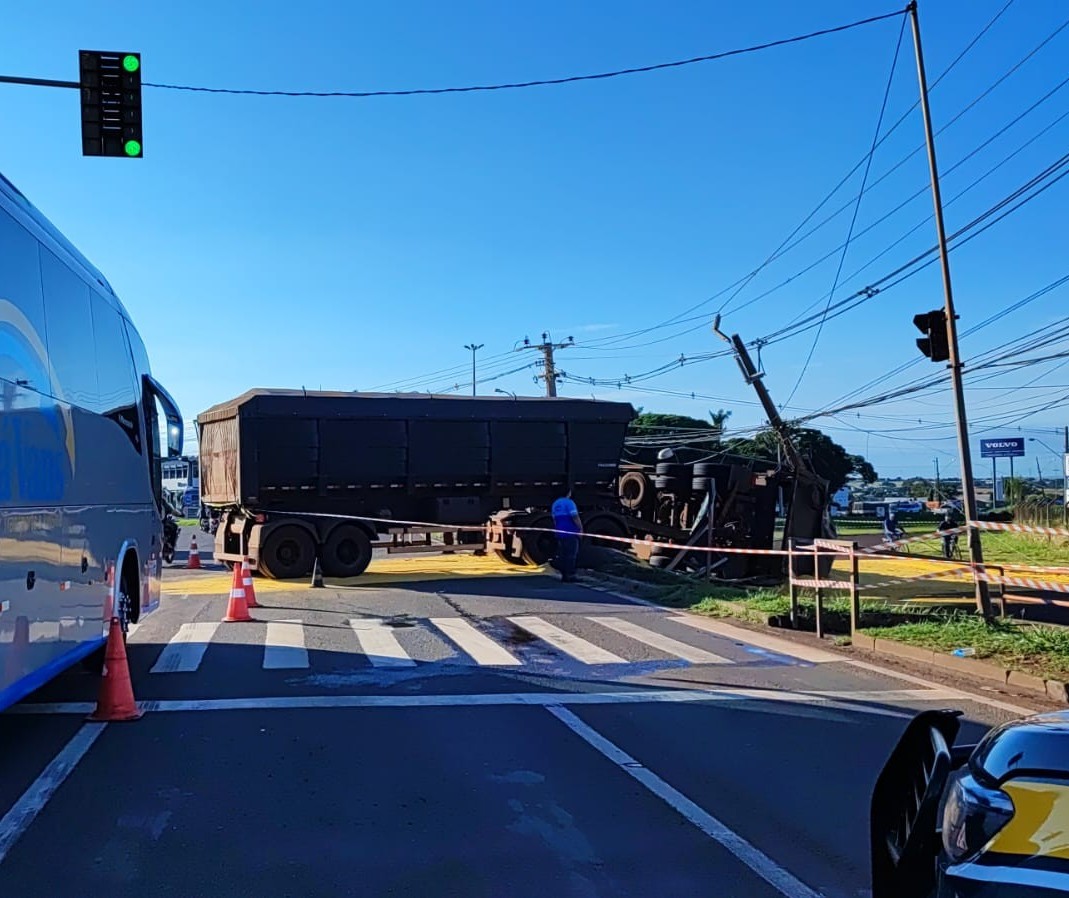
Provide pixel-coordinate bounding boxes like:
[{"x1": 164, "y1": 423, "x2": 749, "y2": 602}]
[{"x1": 871, "y1": 709, "x2": 961, "y2": 898}]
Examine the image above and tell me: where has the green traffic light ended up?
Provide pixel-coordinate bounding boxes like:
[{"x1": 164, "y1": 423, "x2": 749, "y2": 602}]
[
  {"x1": 122, "y1": 55, "x2": 140, "y2": 73},
  {"x1": 124, "y1": 140, "x2": 142, "y2": 157}
]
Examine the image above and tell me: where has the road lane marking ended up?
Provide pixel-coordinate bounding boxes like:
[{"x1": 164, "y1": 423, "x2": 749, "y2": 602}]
[
  {"x1": 263, "y1": 619, "x2": 309, "y2": 669},
  {"x1": 546, "y1": 706, "x2": 822, "y2": 898},
  {"x1": 149, "y1": 622, "x2": 220, "y2": 673},
  {"x1": 348, "y1": 618, "x2": 416, "y2": 667},
  {"x1": 506, "y1": 616, "x2": 625, "y2": 664},
  {"x1": 588, "y1": 616, "x2": 730, "y2": 664},
  {"x1": 0, "y1": 722, "x2": 107, "y2": 866},
  {"x1": 430, "y1": 618, "x2": 520, "y2": 666},
  {"x1": 10, "y1": 686, "x2": 956, "y2": 716},
  {"x1": 669, "y1": 615, "x2": 840, "y2": 664}
]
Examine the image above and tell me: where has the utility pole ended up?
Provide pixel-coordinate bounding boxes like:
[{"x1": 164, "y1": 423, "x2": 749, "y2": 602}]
[
  {"x1": 909, "y1": 1, "x2": 992, "y2": 618},
  {"x1": 518, "y1": 332, "x2": 573, "y2": 398},
  {"x1": 934, "y1": 457, "x2": 940, "y2": 502},
  {"x1": 463, "y1": 343, "x2": 483, "y2": 397}
]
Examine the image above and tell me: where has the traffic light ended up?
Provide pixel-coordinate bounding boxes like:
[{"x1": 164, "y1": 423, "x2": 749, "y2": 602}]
[
  {"x1": 913, "y1": 309, "x2": 949, "y2": 362},
  {"x1": 79, "y1": 51, "x2": 142, "y2": 158}
]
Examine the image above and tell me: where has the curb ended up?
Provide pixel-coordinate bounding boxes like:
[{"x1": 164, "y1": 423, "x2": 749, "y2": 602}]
[
  {"x1": 579, "y1": 573, "x2": 1067, "y2": 706},
  {"x1": 864, "y1": 636, "x2": 1068, "y2": 703}
]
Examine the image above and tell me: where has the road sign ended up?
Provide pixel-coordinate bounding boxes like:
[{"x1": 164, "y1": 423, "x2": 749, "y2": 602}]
[{"x1": 980, "y1": 437, "x2": 1025, "y2": 459}]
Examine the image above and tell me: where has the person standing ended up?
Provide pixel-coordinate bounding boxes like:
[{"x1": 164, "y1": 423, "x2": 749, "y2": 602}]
[
  {"x1": 551, "y1": 489, "x2": 583, "y2": 583},
  {"x1": 938, "y1": 510, "x2": 958, "y2": 559}
]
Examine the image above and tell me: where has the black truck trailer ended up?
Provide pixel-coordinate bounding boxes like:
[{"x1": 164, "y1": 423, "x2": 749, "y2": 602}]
[{"x1": 198, "y1": 390, "x2": 635, "y2": 578}]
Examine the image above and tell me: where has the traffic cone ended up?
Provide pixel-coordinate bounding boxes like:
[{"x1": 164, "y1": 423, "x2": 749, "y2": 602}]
[
  {"x1": 222, "y1": 562, "x2": 253, "y2": 622},
  {"x1": 88, "y1": 617, "x2": 142, "y2": 722},
  {"x1": 4, "y1": 615, "x2": 30, "y2": 683},
  {"x1": 186, "y1": 536, "x2": 202, "y2": 570},
  {"x1": 310, "y1": 558, "x2": 324, "y2": 588},
  {"x1": 242, "y1": 558, "x2": 259, "y2": 608}
]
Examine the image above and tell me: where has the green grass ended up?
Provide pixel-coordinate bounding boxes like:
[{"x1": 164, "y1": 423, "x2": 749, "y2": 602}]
[
  {"x1": 176, "y1": 518, "x2": 199, "y2": 528},
  {"x1": 832, "y1": 521, "x2": 935, "y2": 536},
  {"x1": 865, "y1": 614, "x2": 1069, "y2": 681}
]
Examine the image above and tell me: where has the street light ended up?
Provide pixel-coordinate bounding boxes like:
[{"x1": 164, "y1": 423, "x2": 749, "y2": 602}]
[
  {"x1": 463, "y1": 343, "x2": 484, "y2": 397},
  {"x1": 494, "y1": 388, "x2": 517, "y2": 399}
]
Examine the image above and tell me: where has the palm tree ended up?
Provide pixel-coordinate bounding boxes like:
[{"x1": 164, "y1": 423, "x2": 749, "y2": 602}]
[{"x1": 709, "y1": 409, "x2": 732, "y2": 445}]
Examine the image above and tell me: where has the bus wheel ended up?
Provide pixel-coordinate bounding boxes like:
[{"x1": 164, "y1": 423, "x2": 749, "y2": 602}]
[
  {"x1": 322, "y1": 525, "x2": 372, "y2": 578},
  {"x1": 259, "y1": 526, "x2": 315, "y2": 579},
  {"x1": 83, "y1": 568, "x2": 133, "y2": 671}
]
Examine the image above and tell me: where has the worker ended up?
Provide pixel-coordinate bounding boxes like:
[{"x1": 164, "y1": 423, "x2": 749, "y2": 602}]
[
  {"x1": 938, "y1": 509, "x2": 958, "y2": 559},
  {"x1": 883, "y1": 511, "x2": 905, "y2": 544},
  {"x1": 551, "y1": 488, "x2": 583, "y2": 583}
]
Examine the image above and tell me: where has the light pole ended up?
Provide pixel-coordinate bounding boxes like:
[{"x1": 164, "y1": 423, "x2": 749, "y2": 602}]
[
  {"x1": 463, "y1": 343, "x2": 483, "y2": 397},
  {"x1": 494, "y1": 388, "x2": 517, "y2": 399}
]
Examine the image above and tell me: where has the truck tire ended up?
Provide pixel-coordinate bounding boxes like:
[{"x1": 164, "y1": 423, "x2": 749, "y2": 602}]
[
  {"x1": 584, "y1": 516, "x2": 629, "y2": 549},
  {"x1": 618, "y1": 471, "x2": 649, "y2": 510},
  {"x1": 655, "y1": 463, "x2": 689, "y2": 479},
  {"x1": 692, "y1": 477, "x2": 713, "y2": 492},
  {"x1": 259, "y1": 525, "x2": 315, "y2": 579},
  {"x1": 649, "y1": 554, "x2": 672, "y2": 568},
  {"x1": 493, "y1": 548, "x2": 528, "y2": 566},
  {"x1": 521, "y1": 516, "x2": 557, "y2": 566},
  {"x1": 692, "y1": 463, "x2": 717, "y2": 477},
  {"x1": 322, "y1": 525, "x2": 373, "y2": 578},
  {"x1": 654, "y1": 475, "x2": 685, "y2": 493}
]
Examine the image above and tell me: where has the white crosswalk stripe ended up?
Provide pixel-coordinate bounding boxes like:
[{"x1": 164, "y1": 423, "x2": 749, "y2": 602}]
[
  {"x1": 263, "y1": 619, "x2": 309, "y2": 669},
  {"x1": 150, "y1": 622, "x2": 219, "y2": 673},
  {"x1": 587, "y1": 616, "x2": 731, "y2": 664},
  {"x1": 506, "y1": 616, "x2": 626, "y2": 664},
  {"x1": 348, "y1": 618, "x2": 416, "y2": 667},
  {"x1": 430, "y1": 618, "x2": 521, "y2": 666}
]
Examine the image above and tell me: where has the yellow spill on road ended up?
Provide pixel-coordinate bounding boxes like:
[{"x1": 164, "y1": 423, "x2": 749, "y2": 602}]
[{"x1": 163, "y1": 553, "x2": 543, "y2": 596}]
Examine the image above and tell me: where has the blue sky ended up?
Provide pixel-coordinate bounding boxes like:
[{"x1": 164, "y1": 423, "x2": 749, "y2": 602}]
[{"x1": 2, "y1": 1, "x2": 1067, "y2": 480}]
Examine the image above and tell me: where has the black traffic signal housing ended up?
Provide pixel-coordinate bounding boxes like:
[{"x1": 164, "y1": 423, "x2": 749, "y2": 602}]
[
  {"x1": 79, "y1": 51, "x2": 142, "y2": 158},
  {"x1": 913, "y1": 309, "x2": 949, "y2": 363}
]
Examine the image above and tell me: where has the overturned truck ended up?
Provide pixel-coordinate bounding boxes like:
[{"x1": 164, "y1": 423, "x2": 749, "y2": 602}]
[{"x1": 198, "y1": 390, "x2": 828, "y2": 579}]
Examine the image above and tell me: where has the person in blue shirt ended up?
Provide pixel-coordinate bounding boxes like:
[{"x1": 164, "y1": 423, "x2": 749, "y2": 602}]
[{"x1": 551, "y1": 489, "x2": 583, "y2": 583}]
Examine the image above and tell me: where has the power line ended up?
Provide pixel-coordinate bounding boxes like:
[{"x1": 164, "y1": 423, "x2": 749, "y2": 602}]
[
  {"x1": 783, "y1": 12, "x2": 907, "y2": 406},
  {"x1": 142, "y1": 10, "x2": 905, "y2": 98}
]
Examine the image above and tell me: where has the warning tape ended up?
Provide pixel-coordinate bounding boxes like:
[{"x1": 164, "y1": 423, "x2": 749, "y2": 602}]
[
  {"x1": 789, "y1": 578, "x2": 843, "y2": 590},
  {"x1": 857, "y1": 526, "x2": 968, "y2": 555},
  {"x1": 977, "y1": 569, "x2": 1069, "y2": 593},
  {"x1": 970, "y1": 520, "x2": 1069, "y2": 538}
]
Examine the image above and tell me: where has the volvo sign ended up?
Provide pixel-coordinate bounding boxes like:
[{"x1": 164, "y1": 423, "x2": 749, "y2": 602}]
[{"x1": 980, "y1": 438, "x2": 1025, "y2": 459}]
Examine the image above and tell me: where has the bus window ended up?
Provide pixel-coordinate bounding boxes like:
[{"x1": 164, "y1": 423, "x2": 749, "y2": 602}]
[
  {"x1": 40, "y1": 248, "x2": 98, "y2": 409},
  {"x1": 90, "y1": 293, "x2": 140, "y2": 449},
  {"x1": 0, "y1": 209, "x2": 49, "y2": 393}
]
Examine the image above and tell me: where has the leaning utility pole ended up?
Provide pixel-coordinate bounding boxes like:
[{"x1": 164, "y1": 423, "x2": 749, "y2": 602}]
[
  {"x1": 909, "y1": 0, "x2": 993, "y2": 619},
  {"x1": 518, "y1": 332, "x2": 573, "y2": 397}
]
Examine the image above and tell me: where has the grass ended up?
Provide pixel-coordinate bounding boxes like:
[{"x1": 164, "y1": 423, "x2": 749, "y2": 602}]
[
  {"x1": 176, "y1": 518, "x2": 199, "y2": 528},
  {"x1": 865, "y1": 614, "x2": 1069, "y2": 681}
]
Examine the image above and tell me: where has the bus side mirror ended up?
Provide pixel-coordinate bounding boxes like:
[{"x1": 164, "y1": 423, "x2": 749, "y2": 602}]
[
  {"x1": 871, "y1": 709, "x2": 961, "y2": 898},
  {"x1": 144, "y1": 375, "x2": 183, "y2": 457}
]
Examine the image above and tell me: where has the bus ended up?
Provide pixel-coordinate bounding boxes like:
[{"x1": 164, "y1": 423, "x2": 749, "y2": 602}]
[
  {"x1": 161, "y1": 455, "x2": 198, "y2": 493},
  {"x1": 0, "y1": 169, "x2": 182, "y2": 712}
]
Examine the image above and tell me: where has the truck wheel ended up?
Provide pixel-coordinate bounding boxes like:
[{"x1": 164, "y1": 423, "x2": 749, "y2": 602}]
[
  {"x1": 521, "y1": 516, "x2": 556, "y2": 566},
  {"x1": 655, "y1": 463, "x2": 689, "y2": 479},
  {"x1": 654, "y1": 475, "x2": 685, "y2": 493},
  {"x1": 618, "y1": 471, "x2": 649, "y2": 510},
  {"x1": 260, "y1": 526, "x2": 315, "y2": 579},
  {"x1": 323, "y1": 525, "x2": 373, "y2": 578},
  {"x1": 649, "y1": 554, "x2": 672, "y2": 568},
  {"x1": 692, "y1": 477, "x2": 713, "y2": 492},
  {"x1": 493, "y1": 549, "x2": 528, "y2": 566},
  {"x1": 585, "y1": 516, "x2": 629, "y2": 549},
  {"x1": 692, "y1": 463, "x2": 718, "y2": 477}
]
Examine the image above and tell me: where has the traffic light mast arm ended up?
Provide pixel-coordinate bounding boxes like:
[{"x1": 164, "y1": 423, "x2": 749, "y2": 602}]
[
  {"x1": 0, "y1": 74, "x2": 79, "y2": 89},
  {"x1": 712, "y1": 315, "x2": 807, "y2": 474}
]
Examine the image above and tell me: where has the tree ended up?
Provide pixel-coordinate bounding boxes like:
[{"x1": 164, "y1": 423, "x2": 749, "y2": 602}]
[
  {"x1": 629, "y1": 413, "x2": 712, "y2": 436},
  {"x1": 905, "y1": 478, "x2": 932, "y2": 499},
  {"x1": 726, "y1": 426, "x2": 878, "y2": 493},
  {"x1": 1003, "y1": 476, "x2": 1032, "y2": 504}
]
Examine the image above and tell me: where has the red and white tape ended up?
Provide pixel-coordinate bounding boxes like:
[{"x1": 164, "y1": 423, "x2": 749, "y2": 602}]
[
  {"x1": 970, "y1": 520, "x2": 1069, "y2": 538},
  {"x1": 977, "y1": 569, "x2": 1069, "y2": 593}
]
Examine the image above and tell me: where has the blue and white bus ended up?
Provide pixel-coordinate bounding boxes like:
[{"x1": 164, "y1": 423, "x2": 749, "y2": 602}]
[{"x1": 0, "y1": 169, "x2": 182, "y2": 711}]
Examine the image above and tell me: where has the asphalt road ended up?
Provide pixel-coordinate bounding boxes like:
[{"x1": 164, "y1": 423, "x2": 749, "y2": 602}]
[{"x1": 0, "y1": 537, "x2": 1036, "y2": 898}]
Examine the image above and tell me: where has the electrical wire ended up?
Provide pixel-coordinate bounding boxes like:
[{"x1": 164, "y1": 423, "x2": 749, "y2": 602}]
[
  {"x1": 783, "y1": 13, "x2": 906, "y2": 406},
  {"x1": 142, "y1": 10, "x2": 905, "y2": 98}
]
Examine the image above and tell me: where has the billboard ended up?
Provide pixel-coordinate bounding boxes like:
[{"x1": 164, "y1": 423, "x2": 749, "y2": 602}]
[{"x1": 980, "y1": 437, "x2": 1025, "y2": 459}]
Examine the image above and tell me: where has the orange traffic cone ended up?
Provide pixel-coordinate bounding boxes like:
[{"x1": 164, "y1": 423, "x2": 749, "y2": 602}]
[
  {"x1": 186, "y1": 536, "x2": 202, "y2": 569},
  {"x1": 4, "y1": 615, "x2": 30, "y2": 683},
  {"x1": 242, "y1": 558, "x2": 259, "y2": 608},
  {"x1": 222, "y1": 562, "x2": 253, "y2": 622},
  {"x1": 88, "y1": 617, "x2": 143, "y2": 722}
]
